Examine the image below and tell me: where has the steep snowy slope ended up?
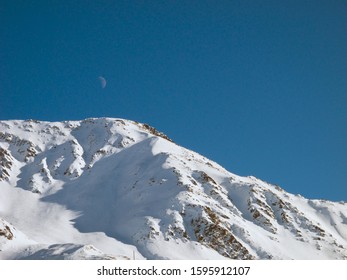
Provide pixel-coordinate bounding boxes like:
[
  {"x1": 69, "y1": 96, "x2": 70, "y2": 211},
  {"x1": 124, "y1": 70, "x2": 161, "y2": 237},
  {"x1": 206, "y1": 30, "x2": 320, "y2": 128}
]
[
  {"x1": 0, "y1": 216, "x2": 121, "y2": 260},
  {"x1": 0, "y1": 118, "x2": 346, "y2": 259}
]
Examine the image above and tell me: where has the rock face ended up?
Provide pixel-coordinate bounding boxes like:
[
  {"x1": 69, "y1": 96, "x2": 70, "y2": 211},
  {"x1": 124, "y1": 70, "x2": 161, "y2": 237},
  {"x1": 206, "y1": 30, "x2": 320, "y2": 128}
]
[
  {"x1": 0, "y1": 118, "x2": 346, "y2": 259},
  {"x1": 0, "y1": 220, "x2": 14, "y2": 240}
]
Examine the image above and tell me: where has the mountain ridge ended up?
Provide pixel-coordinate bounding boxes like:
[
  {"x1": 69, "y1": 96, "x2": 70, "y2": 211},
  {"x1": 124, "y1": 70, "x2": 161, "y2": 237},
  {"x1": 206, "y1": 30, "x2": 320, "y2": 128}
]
[{"x1": 0, "y1": 118, "x2": 346, "y2": 259}]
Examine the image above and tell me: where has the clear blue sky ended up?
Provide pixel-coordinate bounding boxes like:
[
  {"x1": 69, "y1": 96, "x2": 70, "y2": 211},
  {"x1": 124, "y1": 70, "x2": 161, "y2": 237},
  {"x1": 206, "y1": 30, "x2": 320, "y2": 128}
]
[{"x1": 1, "y1": 1, "x2": 346, "y2": 201}]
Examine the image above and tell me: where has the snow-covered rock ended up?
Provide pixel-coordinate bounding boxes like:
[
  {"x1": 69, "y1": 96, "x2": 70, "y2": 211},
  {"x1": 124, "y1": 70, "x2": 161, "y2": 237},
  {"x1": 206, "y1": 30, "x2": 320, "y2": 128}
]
[{"x1": 0, "y1": 118, "x2": 346, "y2": 259}]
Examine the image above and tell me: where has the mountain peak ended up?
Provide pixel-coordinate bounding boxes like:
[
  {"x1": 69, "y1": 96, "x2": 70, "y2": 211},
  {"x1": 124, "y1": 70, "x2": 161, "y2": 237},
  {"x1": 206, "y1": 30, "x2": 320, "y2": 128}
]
[{"x1": 1, "y1": 118, "x2": 346, "y2": 259}]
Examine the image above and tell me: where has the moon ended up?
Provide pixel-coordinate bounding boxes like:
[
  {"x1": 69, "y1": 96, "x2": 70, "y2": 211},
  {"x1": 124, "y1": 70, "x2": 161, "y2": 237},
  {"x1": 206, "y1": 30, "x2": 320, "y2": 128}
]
[{"x1": 98, "y1": 76, "x2": 106, "y2": 89}]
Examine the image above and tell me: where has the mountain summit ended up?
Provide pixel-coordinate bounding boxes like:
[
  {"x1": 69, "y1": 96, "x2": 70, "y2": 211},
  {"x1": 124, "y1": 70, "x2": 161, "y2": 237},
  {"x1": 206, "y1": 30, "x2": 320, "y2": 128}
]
[{"x1": 0, "y1": 118, "x2": 346, "y2": 259}]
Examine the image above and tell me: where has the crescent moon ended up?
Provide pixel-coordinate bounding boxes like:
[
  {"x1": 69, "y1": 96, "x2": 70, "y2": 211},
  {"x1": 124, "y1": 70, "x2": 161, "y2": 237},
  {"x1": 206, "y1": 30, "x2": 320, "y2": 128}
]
[{"x1": 98, "y1": 76, "x2": 106, "y2": 89}]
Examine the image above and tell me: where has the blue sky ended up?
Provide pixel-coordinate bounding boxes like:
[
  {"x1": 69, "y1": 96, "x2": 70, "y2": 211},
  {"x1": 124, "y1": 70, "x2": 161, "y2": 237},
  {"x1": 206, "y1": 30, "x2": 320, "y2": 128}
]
[{"x1": 1, "y1": 1, "x2": 346, "y2": 201}]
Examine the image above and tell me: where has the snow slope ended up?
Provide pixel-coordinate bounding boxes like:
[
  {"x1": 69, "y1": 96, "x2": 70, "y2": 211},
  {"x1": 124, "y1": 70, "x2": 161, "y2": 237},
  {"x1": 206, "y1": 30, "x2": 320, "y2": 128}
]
[{"x1": 0, "y1": 118, "x2": 346, "y2": 259}]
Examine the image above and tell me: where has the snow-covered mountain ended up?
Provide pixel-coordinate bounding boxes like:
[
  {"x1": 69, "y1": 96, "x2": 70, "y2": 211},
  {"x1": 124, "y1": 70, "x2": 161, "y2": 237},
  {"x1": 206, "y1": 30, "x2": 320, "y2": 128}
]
[{"x1": 0, "y1": 118, "x2": 346, "y2": 259}]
